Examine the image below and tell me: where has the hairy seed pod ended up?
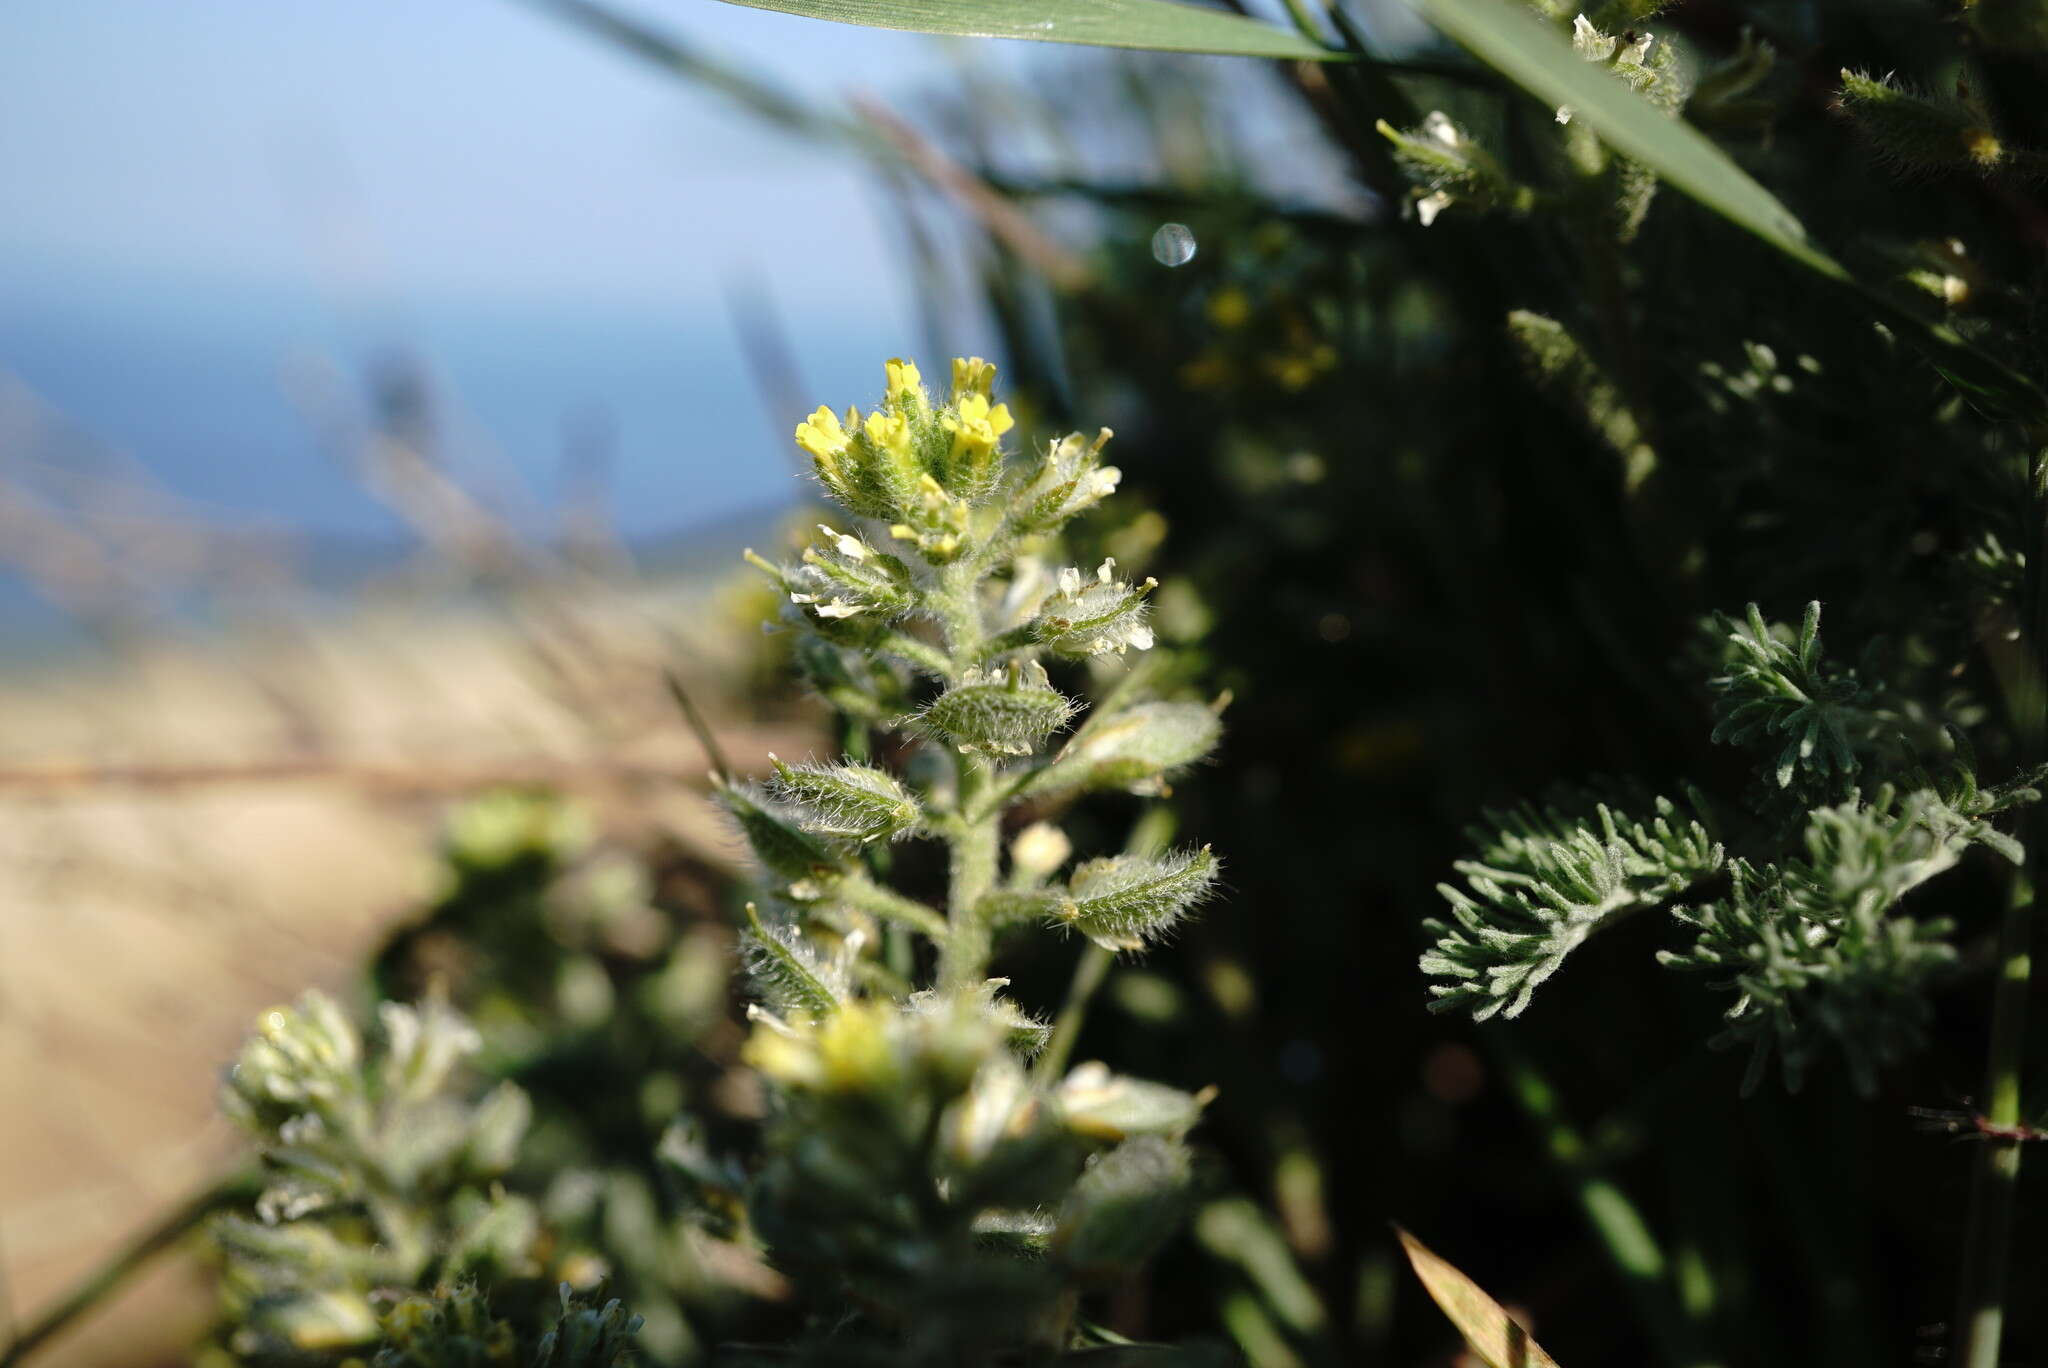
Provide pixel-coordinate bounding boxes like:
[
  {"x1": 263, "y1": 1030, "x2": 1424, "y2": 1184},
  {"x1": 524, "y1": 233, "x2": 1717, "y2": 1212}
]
[
  {"x1": 1041, "y1": 701, "x2": 1222, "y2": 797},
  {"x1": 768, "y1": 756, "x2": 923, "y2": 843},
  {"x1": 1057, "y1": 847, "x2": 1219, "y2": 951},
  {"x1": 921, "y1": 661, "x2": 1078, "y2": 755},
  {"x1": 717, "y1": 780, "x2": 847, "y2": 880},
  {"x1": 1051, "y1": 1136, "x2": 1194, "y2": 1278}
]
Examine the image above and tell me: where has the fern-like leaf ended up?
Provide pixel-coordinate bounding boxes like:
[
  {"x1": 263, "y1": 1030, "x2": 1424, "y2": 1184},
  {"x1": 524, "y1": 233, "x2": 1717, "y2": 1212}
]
[{"x1": 1423, "y1": 793, "x2": 1724, "y2": 1020}]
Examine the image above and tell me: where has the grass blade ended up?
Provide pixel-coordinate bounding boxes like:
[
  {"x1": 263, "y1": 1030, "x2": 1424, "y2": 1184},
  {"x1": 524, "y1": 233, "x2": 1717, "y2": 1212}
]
[
  {"x1": 1413, "y1": 0, "x2": 1828, "y2": 273},
  {"x1": 713, "y1": 0, "x2": 1347, "y2": 61},
  {"x1": 1407, "y1": 0, "x2": 2048, "y2": 421}
]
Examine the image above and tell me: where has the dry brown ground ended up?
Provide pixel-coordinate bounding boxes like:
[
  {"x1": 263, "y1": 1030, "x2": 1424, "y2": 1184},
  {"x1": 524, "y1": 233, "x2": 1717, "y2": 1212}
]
[{"x1": 0, "y1": 582, "x2": 809, "y2": 1366}]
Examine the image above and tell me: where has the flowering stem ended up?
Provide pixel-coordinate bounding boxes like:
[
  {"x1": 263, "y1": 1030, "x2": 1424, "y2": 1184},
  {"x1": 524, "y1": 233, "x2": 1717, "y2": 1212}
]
[
  {"x1": 940, "y1": 752, "x2": 1000, "y2": 990},
  {"x1": 1493, "y1": 1035, "x2": 1720, "y2": 1368}
]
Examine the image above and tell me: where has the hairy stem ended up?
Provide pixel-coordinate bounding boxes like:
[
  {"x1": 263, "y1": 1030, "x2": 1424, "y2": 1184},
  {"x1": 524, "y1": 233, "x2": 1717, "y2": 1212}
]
[
  {"x1": 939, "y1": 752, "x2": 1000, "y2": 990},
  {"x1": 929, "y1": 552, "x2": 1004, "y2": 991},
  {"x1": 835, "y1": 873, "x2": 951, "y2": 942}
]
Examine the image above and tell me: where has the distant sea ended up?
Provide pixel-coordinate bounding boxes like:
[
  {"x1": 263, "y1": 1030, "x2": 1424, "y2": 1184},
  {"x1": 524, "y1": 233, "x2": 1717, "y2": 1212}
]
[{"x1": 0, "y1": 265, "x2": 917, "y2": 652}]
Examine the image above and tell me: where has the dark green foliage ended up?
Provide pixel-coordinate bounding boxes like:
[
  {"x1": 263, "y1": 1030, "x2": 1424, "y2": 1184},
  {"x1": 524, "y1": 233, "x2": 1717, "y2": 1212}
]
[{"x1": 170, "y1": 0, "x2": 2048, "y2": 1363}]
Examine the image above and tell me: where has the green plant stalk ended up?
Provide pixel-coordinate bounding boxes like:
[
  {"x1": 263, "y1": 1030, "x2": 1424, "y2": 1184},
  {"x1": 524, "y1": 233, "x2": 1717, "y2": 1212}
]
[
  {"x1": 1492, "y1": 1034, "x2": 1720, "y2": 1368},
  {"x1": 1953, "y1": 849, "x2": 2037, "y2": 1368},
  {"x1": 941, "y1": 751, "x2": 1001, "y2": 989},
  {"x1": 1955, "y1": 445, "x2": 2048, "y2": 1368},
  {"x1": 0, "y1": 1172, "x2": 258, "y2": 1368},
  {"x1": 929, "y1": 552, "x2": 1002, "y2": 991},
  {"x1": 1037, "y1": 942, "x2": 1115, "y2": 1077}
]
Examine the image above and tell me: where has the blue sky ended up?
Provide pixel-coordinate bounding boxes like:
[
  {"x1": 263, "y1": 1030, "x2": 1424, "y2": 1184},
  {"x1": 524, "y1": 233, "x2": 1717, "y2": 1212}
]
[
  {"x1": 2, "y1": 1, "x2": 953, "y2": 310},
  {"x1": 0, "y1": 0, "x2": 1371, "y2": 563},
  {"x1": 0, "y1": 1, "x2": 1005, "y2": 545}
]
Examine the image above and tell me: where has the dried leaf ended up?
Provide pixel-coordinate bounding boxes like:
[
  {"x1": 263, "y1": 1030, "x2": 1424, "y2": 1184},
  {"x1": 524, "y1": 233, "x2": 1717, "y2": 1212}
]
[{"x1": 1397, "y1": 1226, "x2": 1561, "y2": 1368}]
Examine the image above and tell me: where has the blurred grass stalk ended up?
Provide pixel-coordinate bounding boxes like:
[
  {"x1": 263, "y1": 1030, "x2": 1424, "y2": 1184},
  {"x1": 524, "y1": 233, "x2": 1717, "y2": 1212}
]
[
  {"x1": 0, "y1": 1175, "x2": 258, "y2": 1368},
  {"x1": 1492, "y1": 1034, "x2": 1720, "y2": 1368}
]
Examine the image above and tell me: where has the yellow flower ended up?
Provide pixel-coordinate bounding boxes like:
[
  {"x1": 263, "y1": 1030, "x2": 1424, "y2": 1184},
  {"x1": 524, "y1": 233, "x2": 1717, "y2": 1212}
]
[
  {"x1": 794, "y1": 405, "x2": 849, "y2": 462},
  {"x1": 744, "y1": 999, "x2": 903, "y2": 1094},
  {"x1": 884, "y1": 357, "x2": 925, "y2": 409},
  {"x1": 1206, "y1": 287, "x2": 1251, "y2": 329},
  {"x1": 817, "y1": 999, "x2": 901, "y2": 1091},
  {"x1": 862, "y1": 406, "x2": 915, "y2": 460},
  {"x1": 942, "y1": 391, "x2": 1015, "y2": 466},
  {"x1": 744, "y1": 1026, "x2": 824, "y2": 1089},
  {"x1": 951, "y1": 355, "x2": 998, "y2": 398}
]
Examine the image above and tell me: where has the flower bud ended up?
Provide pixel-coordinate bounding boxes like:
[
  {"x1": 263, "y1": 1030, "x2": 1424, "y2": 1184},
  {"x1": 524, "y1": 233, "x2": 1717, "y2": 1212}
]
[
  {"x1": 1010, "y1": 821, "x2": 1073, "y2": 882},
  {"x1": 534, "y1": 1286, "x2": 644, "y2": 1368},
  {"x1": 379, "y1": 996, "x2": 482, "y2": 1104},
  {"x1": 222, "y1": 991, "x2": 362, "y2": 1130},
  {"x1": 463, "y1": 1082, "x2": 532, "y2": 1177}
]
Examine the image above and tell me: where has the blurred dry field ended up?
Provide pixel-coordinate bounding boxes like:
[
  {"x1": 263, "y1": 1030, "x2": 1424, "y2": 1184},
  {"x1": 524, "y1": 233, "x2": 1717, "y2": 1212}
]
[{"x1": 0, "y1": 579, "x2": 809, "y2": 1365}]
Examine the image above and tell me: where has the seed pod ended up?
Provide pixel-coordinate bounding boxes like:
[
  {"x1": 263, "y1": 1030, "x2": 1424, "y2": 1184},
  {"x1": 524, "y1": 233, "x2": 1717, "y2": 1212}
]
[
  {"x1": 1057, "y1": 846, "x2": 1219, "y2": 951},
  {"x1": 1836, "y1": 71, "x2": 2005, "y2": 174},
  {"x1": 1036, "y1": 559, "x2": 1157, "y2": 657},
  {"x1": 766, "y1": 524, "x2": 918, "y2": 625},
  {"x1": 1039, "y1": 700, "x2": 1222, "y2": 797},
  {"x1": 1051, "y1": 1137, "x2": 1194, "y2": 1279},
  {"x1": 768, "y1": 756, "x2": 923, "y2": 844},
  {"x1": 256, "y1": 1289, "x2": 382, "y2": 1352},
  {"x1": 742, "y1": 903, "x2": 846, "y2": 1017},
  {"x1": 1056, "y1": 1061, "x2": 1211, "y2": 1141},
  {"x1": 920, "y1": 661, "x2": 1078, "y2": 755},
  {"x1": 716, "y1": 780, "x2": 847, "y2": 880},
  {"x1": 1012, "y1": 428, "x2": 1123, "y2": 532}
]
